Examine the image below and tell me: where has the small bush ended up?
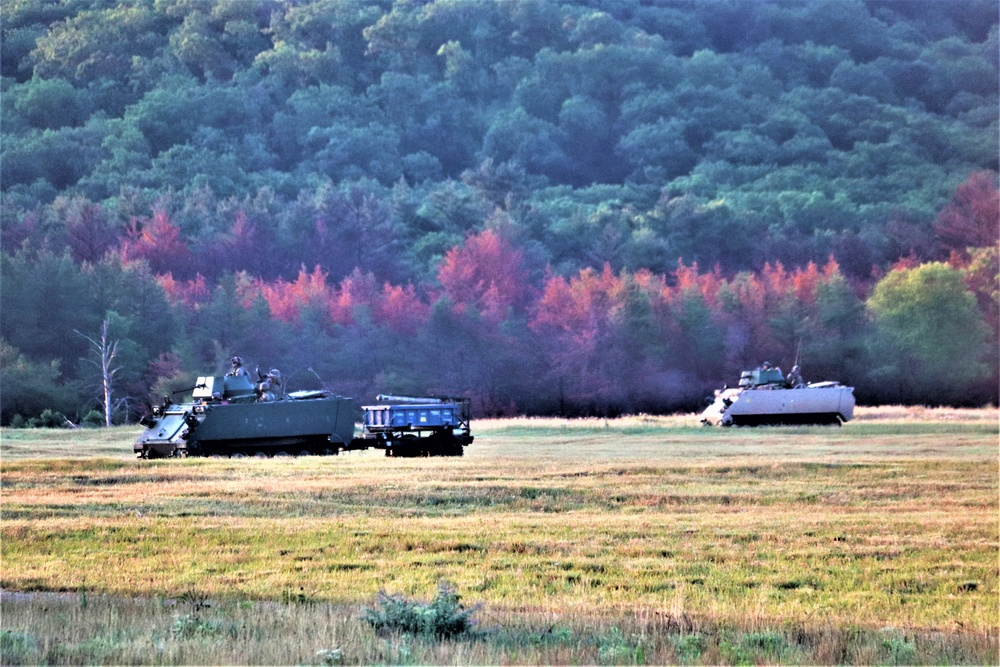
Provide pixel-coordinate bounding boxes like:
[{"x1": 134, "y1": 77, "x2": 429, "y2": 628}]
[
  {"x1": 172, "y1": 613, "x2": 210, "y2": 638},
  {"x1": 28, "y1": 409, "x2": 67, "y2": 428},
  {"x1": 879, "y1": 629, "x2": 918, "y2": 665},
  {"x1": 316, "y1": 647, "x2": 344, "y2": 665},
  {"x1": 596, "y1": 626, "x2": 645, "y2": 664},
  {"x1": 81, "y1": 410, "x2": 105, "y2": 427},
  {"x1": 362, "y1": 581, "x2": 478, "y2": 638},
  {"x1": 719, "y1": 630, "x2": 799, "y2": 665},
  {"x1": 741, "y1": 630, "x2": 788, "y2": 654},
  {"x1": 1, "y1": 630, "x2": 38, "y2": 664},
  {"x1": 672, "y1": 633, "x2": 706, "y2": 663},
  {"x1": 718, "y1": 636, "x2": 754, "y2": 666},
  {"x1": 170, "y1": 590, "x2": 235, "y2": 639}
]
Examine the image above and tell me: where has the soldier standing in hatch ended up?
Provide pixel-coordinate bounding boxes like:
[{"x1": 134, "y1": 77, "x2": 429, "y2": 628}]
[
  {"x1": 227, "y1": 356, "x2": 250, "y2": 379},
  {"x1": 786, "y1": 364, "x2": 804, "y2": 388},
  {"x1": 257, "y1": 369, "x2": 283, "y2": 401}
]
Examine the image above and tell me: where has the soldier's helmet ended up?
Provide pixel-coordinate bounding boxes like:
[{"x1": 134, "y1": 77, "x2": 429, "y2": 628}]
[
  {"x1": 791, "y1": 364, "x2": 800, "y2": 373},
  {"x1": 232, "y1": 356, "x2": 243, "y2": 366},
  {"x1": 268, "y1": 369, "x2": 281, "y2": 381},
  {"x1": 763, "y1": 361, "x2": 772, "y2": 369}
]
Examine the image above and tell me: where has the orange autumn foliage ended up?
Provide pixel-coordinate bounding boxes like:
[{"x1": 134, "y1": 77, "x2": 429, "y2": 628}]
[
  {"x1": 158, "y1": 272, "x2": 210, "y2": 309},
  {"x1": 437, "y1": 229, "x2": 528, "y2": 323}
]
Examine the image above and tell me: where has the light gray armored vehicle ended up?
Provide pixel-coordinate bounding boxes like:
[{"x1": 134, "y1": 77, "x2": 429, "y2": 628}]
[{"x1": 700, "y1": 367, "x2": 855, "y2": 426}]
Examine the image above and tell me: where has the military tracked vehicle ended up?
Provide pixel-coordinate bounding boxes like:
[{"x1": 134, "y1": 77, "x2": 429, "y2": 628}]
[
  {"x1": 135, "y1": 363, "x2": 476, "y2": 459},
  {"x1": 349, "y1": 395, "x2": 474, "y2": 457},
  {"x1": 134, "y1": 373, "x2": 355, "y2": 458},
  {"x1": 700, "y1": 367, "x2": 855, "y2": 426}
]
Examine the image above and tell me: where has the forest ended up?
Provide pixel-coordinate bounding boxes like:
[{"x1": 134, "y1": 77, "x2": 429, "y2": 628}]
[{"x1": 1, "y1": 0, "x2": 997, "y2": 424}]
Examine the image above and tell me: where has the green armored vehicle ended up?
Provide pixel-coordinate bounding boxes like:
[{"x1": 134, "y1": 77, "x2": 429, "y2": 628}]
[{"x1": 134, "y1": 372, "x2": 355, "y2": 458}]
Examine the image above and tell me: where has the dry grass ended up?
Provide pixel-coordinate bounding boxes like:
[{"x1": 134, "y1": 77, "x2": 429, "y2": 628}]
[
  {"x1": 2, "y1": 590, "x2": 994, "y2": 665},
  {"x1": 1, "y1": 407, "x2": 997, "y2": 664}
]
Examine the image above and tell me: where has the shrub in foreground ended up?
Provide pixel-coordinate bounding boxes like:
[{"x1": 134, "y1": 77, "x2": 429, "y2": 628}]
[{"x1": 362, "y1": 581, "x2": 478, "y2": 638}]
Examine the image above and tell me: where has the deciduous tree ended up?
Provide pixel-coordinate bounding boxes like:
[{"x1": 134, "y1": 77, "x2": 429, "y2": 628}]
[
  {"x1": 119, "y1": 207, "x2": 193, "y2": 278},
  {"x1": 437, "y1": 228, "x2": 528, "y2": 324},
  {"x1": 866, "y1": 262, "x2": 990, "y2": 402},
  {"x1": 934, "y1": 171, "x2": 999, "y2": 256},
  {"x1": 75, "y1": 317, "x2": 120, "y2": 427},
  {"x1": 0, "y1": 339, "x2": 78, "y2": 425}
]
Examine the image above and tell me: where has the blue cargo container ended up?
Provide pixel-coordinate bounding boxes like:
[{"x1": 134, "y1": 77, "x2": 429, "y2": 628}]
[
  {"x1": 364, "y1": 404, "x2": 460, "y2": 430},
  {"x1": 348, "y1": 395, "x2": 473, "y2": 457}
]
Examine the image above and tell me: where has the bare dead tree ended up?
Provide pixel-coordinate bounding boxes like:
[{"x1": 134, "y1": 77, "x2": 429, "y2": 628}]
[{"x1": 76, "y1": 318, "x2": 121, "y2": 427}]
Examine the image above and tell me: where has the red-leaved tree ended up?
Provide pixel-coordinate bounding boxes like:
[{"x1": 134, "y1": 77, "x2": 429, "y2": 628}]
[
  {"x1": 330, "y1": 268, "x2": 380, "y2": 326},
  {"x1": 934, "y1": 171, "x2": 999, "y2": 256},
  {"x1": 158, "y1": 273, "x2": 211, "y2": 309},
  {"x1": 437, "y1": 229, "x2": 528, "y2": 324},
  {"x1": 257, "y1": 266, "x2": 332, "y2": 323},
  {"x1": 375, "y1": 282, "x2": 430, "y2": 334},
  {"x1": 120, "y1": 208, "x2": 193, "y2": 277}
]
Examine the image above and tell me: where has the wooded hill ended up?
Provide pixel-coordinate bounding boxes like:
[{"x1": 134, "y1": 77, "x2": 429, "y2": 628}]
[{"x1": 1, "y1": 0, "x2": 997, "y2": 423}]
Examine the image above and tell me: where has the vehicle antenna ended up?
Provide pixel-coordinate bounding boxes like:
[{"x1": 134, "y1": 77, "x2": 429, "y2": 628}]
[{"x1": 308, "y1": 366, "x2": 330, "y2": 391}]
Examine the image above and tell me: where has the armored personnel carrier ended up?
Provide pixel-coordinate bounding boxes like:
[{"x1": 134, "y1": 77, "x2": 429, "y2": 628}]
[
  {"x1": 700, "y1": 367, "x2": 855, "y2": 426},
  {"x1": 134, "y1": 373, "x2": 355, "y2": 458}
]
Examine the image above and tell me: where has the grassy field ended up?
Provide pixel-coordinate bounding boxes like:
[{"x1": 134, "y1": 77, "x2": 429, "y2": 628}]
[{"x1": 1, "y1": 407, "x2": 997, "y2": 664}]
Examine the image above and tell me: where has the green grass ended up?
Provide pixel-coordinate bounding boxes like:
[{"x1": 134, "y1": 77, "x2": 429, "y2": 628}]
[{"x1": 1, "y1": 407, "x2": 997, "y2": 664}]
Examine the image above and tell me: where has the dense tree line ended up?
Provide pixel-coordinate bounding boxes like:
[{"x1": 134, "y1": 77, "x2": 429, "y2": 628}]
[
  {"x1": 2, "y1": 170, "x2": 995, "y2": 422},
  {"x1": 1, "y1": 0, "x2": 997, "y2": 423}
]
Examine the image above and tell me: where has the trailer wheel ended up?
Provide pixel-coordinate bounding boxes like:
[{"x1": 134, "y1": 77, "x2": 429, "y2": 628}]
[{"x1": 437, "y1": 436, "x2": 464, "y2": 457}]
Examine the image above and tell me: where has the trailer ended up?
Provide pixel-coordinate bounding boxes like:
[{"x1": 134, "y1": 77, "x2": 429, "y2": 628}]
[{"x1": 347, "y1": 395, "x2": 473, "y2": 456}]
